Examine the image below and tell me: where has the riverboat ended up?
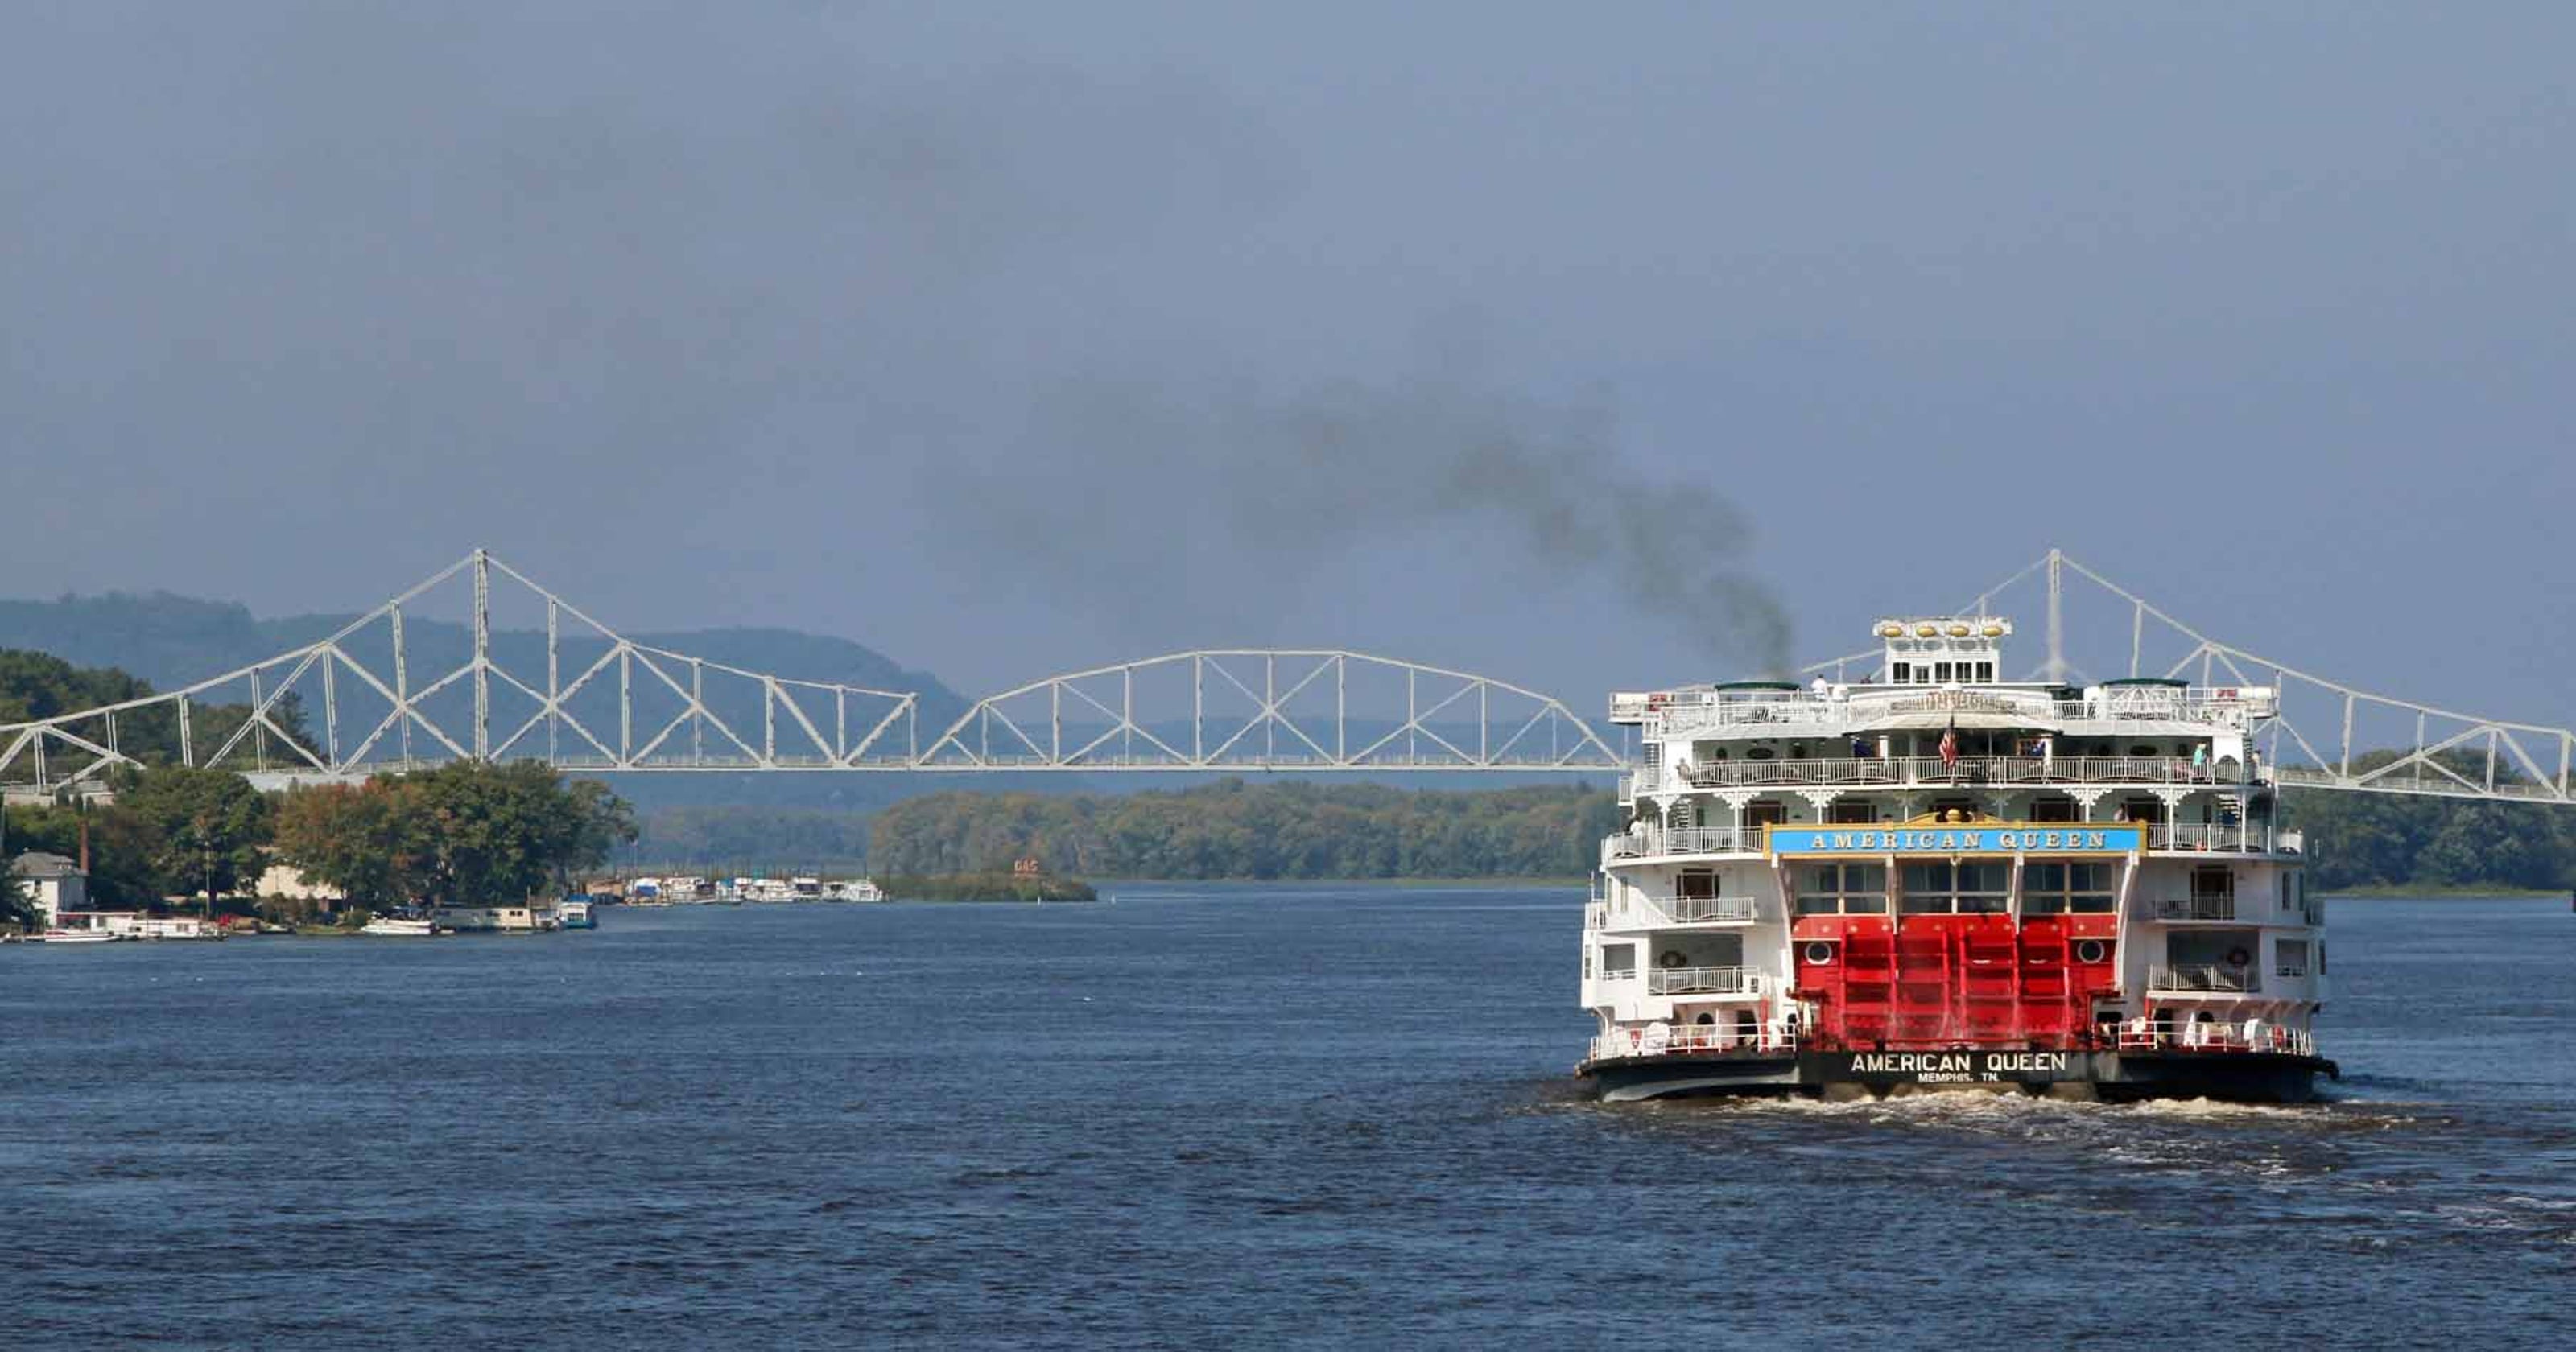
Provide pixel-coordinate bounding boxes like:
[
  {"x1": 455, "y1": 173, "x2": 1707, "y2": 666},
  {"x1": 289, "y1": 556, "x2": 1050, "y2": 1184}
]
[{"x1": 1578, "y1": 615, "x2": 2336, "y2": 1103}]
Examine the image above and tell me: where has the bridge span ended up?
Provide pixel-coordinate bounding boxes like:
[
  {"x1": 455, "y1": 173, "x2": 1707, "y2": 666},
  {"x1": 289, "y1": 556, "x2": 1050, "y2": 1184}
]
[{"x1": 2, "y1": 548, "x2": 2570, "y2": 806}]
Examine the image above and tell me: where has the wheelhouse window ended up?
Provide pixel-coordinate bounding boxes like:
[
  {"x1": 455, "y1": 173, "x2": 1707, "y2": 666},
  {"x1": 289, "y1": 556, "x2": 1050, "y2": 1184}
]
[
  {"x1": 2190, "y1": 867, "x2": 2235, "y2": 904},
  {"x1": 2276, "y1": 939, "x2": 2310, "y2": 978},
  {"x1": 2024, "y1": 860, "x2": 2116, "y2": 914},
  {"x1": 1602, "y1": 943, "x2": 1637, "y2": 976},
  {"x1": 1827, "y1": 800, "x2": 1876, "y2": 825},
  {"x1": 2027, "y1": 795, "x2": 2079, "y2": 823},
  {"x1": 1901, "y1": 860, "x2": 2010, "y2": 913},
  {"x1": 1795, "y1": 863, "x2": 1887, "y2": 917},
  {"x1": 1892, "y1": 662, "x2": 1910, "y2": 682},
  {"x1": 1677, "y1": 869, "x2": 1719, "y2": 900}
]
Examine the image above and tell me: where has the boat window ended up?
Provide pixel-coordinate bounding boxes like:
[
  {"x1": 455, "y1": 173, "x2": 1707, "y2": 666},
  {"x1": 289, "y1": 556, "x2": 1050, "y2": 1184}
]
[
  {"x1": 1744, "y1": 801, "x2": 1786, "y2": 828},
  {"x1": 2276, "y1": 939, "x2": 2310, "y2": 978},
  {"x1": 1935, "y1": 662, "x2": 1954, "y2": 682},
  {"x1": 1796, "y1": 863, "x2": 1886, "y2": 916},
  {"x1": 1892, "y1": 662, "x2": 1911, "y2": 682},
  {"x1": 2027, "y1": 795, "x2": 2079, "y2": 823},
  {"x1": 2024, "y1": 859, "x2": 2114, "y2": 913},
  {"x1": 1677, "y1": 869, "x2": 1719, "y2": 901},
  {"x1": 2191, "y1": 867, "x2": 2235, "y2": 903},
  {"x1": 1827, "y1": 800, "x2": 1876, "y2": 825},
  {"x1": 1914, "y1": 666, "x2": 1933, "y2": 685},
  {"x1": 1899, "y1": 859, "x2": 2006, "y2": 913},
  {"x1": 1602, "y1": 943, "x2": 1637, "y2": 976},
  {"x1": 1976, "y1": 661, "x2": 1995, "y2": 682}
]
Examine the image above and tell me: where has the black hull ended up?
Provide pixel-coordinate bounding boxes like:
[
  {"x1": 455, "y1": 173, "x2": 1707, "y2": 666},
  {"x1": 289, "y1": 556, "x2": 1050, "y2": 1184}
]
[{"x1": 1579, "y1": 1049, "x2": 2336, "y2": 1104}]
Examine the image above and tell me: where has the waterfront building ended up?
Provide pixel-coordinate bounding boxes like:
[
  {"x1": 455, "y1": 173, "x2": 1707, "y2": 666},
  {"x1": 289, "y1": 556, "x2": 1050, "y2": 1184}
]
[{"x1": 9, "y1": 851, "x2": 86, "y2": 928}]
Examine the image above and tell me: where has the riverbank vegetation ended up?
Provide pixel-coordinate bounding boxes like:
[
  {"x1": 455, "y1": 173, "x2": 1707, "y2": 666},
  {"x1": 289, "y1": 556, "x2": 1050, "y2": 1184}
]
[
  {"x1": 867, "y1": 781, "x2": 1623, "y2": 880},
  {"x1": 273, "y1": 762, "x2": 636, "y2": 909},
  {"x1": 2, "y1": 761, "x2": 634, "y2": 918},
  {"x1": 879, "y1": 872, "x2": 1098, "y2": 902}
]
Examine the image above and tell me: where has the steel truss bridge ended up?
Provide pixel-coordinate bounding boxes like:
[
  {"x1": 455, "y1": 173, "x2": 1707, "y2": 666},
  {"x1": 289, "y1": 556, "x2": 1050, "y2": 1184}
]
[{"x1": 2, "y1": 548, "x2": 2569, "y2": 806}]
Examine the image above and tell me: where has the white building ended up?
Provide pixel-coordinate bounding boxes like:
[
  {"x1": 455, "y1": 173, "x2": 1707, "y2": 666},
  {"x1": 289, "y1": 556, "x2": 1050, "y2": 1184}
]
[{"x1": 9, "y1": 851, "x2": 87, "y2": 928}]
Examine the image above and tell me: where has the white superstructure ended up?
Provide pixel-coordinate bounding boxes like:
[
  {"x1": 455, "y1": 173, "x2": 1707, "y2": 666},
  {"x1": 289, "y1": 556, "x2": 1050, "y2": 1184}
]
[{"x1": 1580, "y1": 615, "x2": 2327, "y2": 1101}]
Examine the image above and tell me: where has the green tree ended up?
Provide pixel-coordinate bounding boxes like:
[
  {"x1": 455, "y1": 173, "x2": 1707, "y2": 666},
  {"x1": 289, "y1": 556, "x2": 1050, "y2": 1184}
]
[
  {"x1": 118, "y1": 765, "x2": 273, "y2": 914},
  {"x1": 272, "y1": 779, "x2": 427, "y2": 906},
  {"x1": 0, "y1": 868, "x2": 35, "y2": 931}
]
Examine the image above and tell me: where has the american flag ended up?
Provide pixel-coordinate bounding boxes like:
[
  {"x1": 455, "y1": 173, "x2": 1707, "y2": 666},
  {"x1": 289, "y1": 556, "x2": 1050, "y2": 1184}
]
[{"x1": 1938, "y1": 716, "x2": 1959, "y2": 768}]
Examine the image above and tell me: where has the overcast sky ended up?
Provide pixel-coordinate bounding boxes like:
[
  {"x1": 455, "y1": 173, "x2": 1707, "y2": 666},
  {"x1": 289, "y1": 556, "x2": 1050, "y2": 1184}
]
[{"x1": 4, "y1": 4, "x2": 2570, "y2": 735}]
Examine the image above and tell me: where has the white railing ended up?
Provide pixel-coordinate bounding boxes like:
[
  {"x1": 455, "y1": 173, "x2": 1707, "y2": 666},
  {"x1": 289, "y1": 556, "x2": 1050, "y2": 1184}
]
[
  {"x1": 1602, "y1": 826, "x2": 1757, "y2": 860},
  {"x1": 1645, "y1": 964, "x2": 1771, "y2": 997},
  {"x1": 2144, "y1": 895, "x2": 2238, "y2": 921},
  {"x1": 2274, "y1": 961, "x2": 2308, "y2": 979},
  {"x1": 1653, "y1": 895, "x2": 1760, "y2": 925},
  {"x1": 1674, "y1": 755, "x2": 2247, "y2": 790},
  {"x1": 1591, "y1": 1020, "x2": 1800, "y2": 1061},
  {"x1": 2148, "y1": 963, "x2": 2263, "y2": 995},
  {"x1": 1584, "y1": 902, "x2": 1607, "y2": 930},
  {"x1": 2148, "y1": 823, "x2": 2293, "y2": 854},
  {"x1": 1633, "y1": 686, "x2": 2273, "y2": 740},
  {"x1": 2116, "y1": 1020, "x2": 2315, "y2": 1057}
]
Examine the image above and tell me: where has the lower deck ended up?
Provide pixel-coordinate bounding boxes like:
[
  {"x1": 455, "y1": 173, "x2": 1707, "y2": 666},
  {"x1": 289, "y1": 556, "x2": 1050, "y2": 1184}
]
[{"x1": 1579, "y1": 1045, "x2": 2336, "y2": 1103}]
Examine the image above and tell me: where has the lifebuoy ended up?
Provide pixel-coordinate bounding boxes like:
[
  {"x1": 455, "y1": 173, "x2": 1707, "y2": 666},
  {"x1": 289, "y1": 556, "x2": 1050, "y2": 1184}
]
[
  {"x1": 2225, "y1": 946, "x2": 2252, "y2": 968},
  {"x1": 1657, "y1": 950, "x2": 1688, "y2": 969}
]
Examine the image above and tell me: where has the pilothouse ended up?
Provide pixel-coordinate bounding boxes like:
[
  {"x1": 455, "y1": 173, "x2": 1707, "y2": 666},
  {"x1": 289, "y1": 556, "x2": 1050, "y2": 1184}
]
[{"x1": 1579, "y1": 614, "x2": 2334, "y2": 1102}]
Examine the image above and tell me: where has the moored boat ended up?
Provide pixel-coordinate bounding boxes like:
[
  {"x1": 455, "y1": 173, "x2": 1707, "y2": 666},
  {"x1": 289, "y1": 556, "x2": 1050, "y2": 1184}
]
[
  {"x1": 1579, "y1": 615, "x2": 2334, "y2": 1103},
  {"x1": 360, "y1": 915, "x2": 436, "y2": 937}
]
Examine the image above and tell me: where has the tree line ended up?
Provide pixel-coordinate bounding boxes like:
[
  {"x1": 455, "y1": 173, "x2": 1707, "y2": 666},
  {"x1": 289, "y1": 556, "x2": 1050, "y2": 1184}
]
[
  {"x1": 866, "y1": 780, "x2": 1625, "y2": 880},
  {"x1": 3, "y1": 760, "x2": 634, "y2": 925}
]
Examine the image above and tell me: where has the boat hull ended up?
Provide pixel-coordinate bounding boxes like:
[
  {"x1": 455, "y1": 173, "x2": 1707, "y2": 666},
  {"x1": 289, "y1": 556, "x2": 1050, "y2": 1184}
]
[{"x1": 1579, "y1": 1049, "x2": 2336, "y2": 1104}]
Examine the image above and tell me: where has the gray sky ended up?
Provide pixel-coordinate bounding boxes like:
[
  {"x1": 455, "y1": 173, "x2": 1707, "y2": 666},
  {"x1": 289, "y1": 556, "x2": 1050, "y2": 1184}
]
[{"x1": 5, "y1": 3, "x2": 2571, "y2": 733}]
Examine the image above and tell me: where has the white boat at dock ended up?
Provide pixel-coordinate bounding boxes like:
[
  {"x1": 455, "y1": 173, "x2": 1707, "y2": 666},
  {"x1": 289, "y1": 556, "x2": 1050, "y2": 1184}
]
[{"x1": 360, "y1": 916, "x2": 436, "y2": 937}]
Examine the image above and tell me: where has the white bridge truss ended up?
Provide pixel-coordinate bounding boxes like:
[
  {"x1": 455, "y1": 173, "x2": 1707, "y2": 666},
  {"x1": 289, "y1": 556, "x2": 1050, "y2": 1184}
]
[
  {"x1": 1805, "y1": 549, "x2": 2575, "y2": 806},
  {"x1": 5, "y1": 546, "x2": 2570, "y2": 803},
  {"x1": 914, "y1": 650, "x2": 1620, "y2": 772},
  {"x1": 0, "y1": 550, "x2": 1621, "y2": 792}
]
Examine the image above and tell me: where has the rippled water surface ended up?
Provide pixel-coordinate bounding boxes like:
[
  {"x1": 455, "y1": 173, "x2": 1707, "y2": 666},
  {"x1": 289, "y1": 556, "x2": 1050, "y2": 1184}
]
[{"x1": 4, "y1": 890, "x2": 2570, "y2": 1347}]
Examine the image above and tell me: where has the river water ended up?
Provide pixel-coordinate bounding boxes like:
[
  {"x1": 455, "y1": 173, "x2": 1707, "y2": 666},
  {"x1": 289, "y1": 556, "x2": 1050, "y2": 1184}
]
[{"x1": 2, "y1": 890, "x2": 2569, "y2": 1348}]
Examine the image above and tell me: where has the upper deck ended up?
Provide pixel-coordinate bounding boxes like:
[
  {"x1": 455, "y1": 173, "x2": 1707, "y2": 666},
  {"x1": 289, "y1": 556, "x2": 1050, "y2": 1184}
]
[{"x1": 1610, "y1": 614, "x2": 2277, "y2": 744}]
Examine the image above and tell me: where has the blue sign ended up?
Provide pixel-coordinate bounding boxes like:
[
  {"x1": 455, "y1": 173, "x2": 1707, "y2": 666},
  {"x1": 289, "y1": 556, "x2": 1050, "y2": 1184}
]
[{"x1": 1767, "y1": 826, "x2": 2141, "y2": 855}]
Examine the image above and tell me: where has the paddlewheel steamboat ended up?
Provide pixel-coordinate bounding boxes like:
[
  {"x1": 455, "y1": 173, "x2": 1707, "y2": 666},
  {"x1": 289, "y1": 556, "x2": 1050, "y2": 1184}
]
[{"x1": 1579, "y1": 616, "x2": 2335, "y2": 1103}]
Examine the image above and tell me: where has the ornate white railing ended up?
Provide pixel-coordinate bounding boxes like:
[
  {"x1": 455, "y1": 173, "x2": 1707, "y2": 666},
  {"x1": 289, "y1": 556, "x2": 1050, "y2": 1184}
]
[
  {"x1": 1645, "y1": 964, "x2": 1771, "y2": 997},
  {"x1": 2147, "y1": 823, "x2": 2292, "y2": 854},
  {"x1": 1590, "y1": 1020, "x2": 1798, "y2": 1060},
  {"x1": 1634, "y1": 686, "x2": 2273, "y2": 740},
  {"x1": 2144, "y1": 895, "x2": 2238, "y2": 922},
  {"x1": 2116, "y1": 1020, "x2": 2314, "y2": 1057},
  {"x1": 1602, "y1": 826, "x2": 1757, "y2": 860},
  {"x1": 2148, "y1": 963, "x2": 2262, "y2": 995},
  {"x1": 1674, "y1": 754, "x2": 2247, "y2": 790},
  {"x1": 1652, "y1": 896, "x2": 1760, "y2": 925}
]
